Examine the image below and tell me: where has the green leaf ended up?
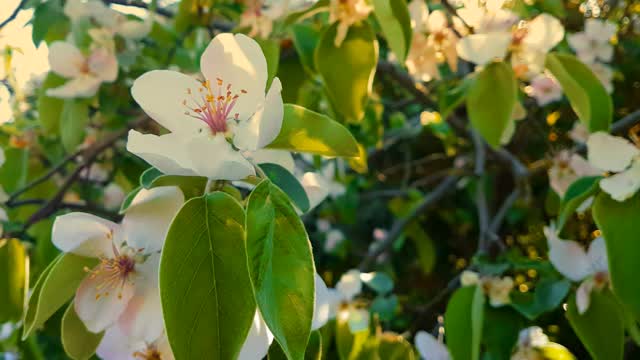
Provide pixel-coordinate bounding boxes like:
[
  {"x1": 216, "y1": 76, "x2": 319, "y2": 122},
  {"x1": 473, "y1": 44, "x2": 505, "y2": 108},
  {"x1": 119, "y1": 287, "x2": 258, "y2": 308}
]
[
  {"x1": 256, "y1": 38, "x2": 280, "y2": 89},
  {"x1": 159, "y1": 192, "x2": 255, "y2": 359},
  {"x1": 372, "y1": 0, "x2": 412, "y2": 63},
  {"x1": 466, "y1": 62, "x2": 517, "y2": 148},
  {"x1": 268, "y1": 104, "x2": 360, "y2": 157},
  {"x1": 378, "y1": 332, "x2": 416, "y2": 360},
  {"x1": 510, "y1": 278, "x2": 570, "y2": 320},
  {"x1": 0, "y1": 239, "x2": 28, "y2": 322},
  {"x1": 545, "y1": 53, "x2": 612, "y2": 132},
  {"x1": 139, "y1": 167, "x2": 164, "y2": 188},
  {"x1": 60, "y1": 100, "x2": 89, "y2": 152},
  {"x1": 444, "y1": 285, "x2": 485, "y2": 360},
  {"x1": 556, "y1": 176, "x2": 601, "y2": 231},
  {"x1": 246, "y1": 179, "x2": 316, "y2": 360},
  {"x1": 259, "y1": 163, "x2": 310, "y2": 213},
  {"x1": 61, "y1": 302, "x2": 104, "y2": 360},
  {"x1": 37, "y1": 72, "x2": 66, "y2": 134},
  {"x1": 0, "y1": 147, "x2": 29, "y2": 193},
  {"x1": 370, "y1": 295, "x2": 398, "y2": 322},
  {"x1": 361, "y1": 272, "x2": 393, "y2": 295},
  {"x1": 305, "y1": 330, "x2": 323, "y2": 360},
  {"x1": 336, "y1": 314, "x2": 369, "y2": 360},
  {"x1": 315, "y1": 22, "x2": 378, "y2": 123},
  {"x1": 118, "y1": 186, "x2": 142, "y2": 214},
  {"x1": 566, "y1": 290, "x2": 624, "y2": 360},
  {"x1": 139, "y1": 166, "x2": 208, "y2": 200},
  {"x1": 592, "y1": 192, "x2": 640, "y2": 319},
  {"x1": 23, "y1": 254, "x2": 98, "y2": 339},
  {"x1": 32, "y1": 0, "x2": 69, "y2": 46},
  {"x1": 482, "y1": 307, "x2": 524, "y2": 360},
  {"x1": 290, "y1": 24, "x2": 321, "y2": 74}
]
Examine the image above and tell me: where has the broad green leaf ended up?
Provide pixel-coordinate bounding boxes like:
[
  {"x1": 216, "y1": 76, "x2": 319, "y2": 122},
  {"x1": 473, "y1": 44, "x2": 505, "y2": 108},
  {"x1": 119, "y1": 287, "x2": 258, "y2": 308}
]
[
  {"x1": 482, "y1": 307, "x2": 524, "y2": 360},
  {"x1": 32, "y1": 0, "x2": 69, "y2": 46},
  {"x1": 61, "y1": 302, "x2": 103, "y2": 360},
  {"x1": 566, "y1": 291, "x2": 624, "y2": 360},
  {"x1": 118, "y1": 186, "x2": 142, "y2": 214},
  {"x1": 260, "y1": 163, "x2": 310, "y2": 213},
  {"x1": 37, "y1": 72, "x2": 66, "y2": 134},
  {"x1": 545, "y1": 53, "x2": 612, "y2": 132},
  {"x1": 378, "y1": 332, "x2": 416, "y2": 360},
  {"x1": 256, "y1": 38, "x2": 280, "y2": 89},
  {"x1": 592, "y1": 192, "x2": 640, "y2": 319},
  {"x1": 291, "y1": 24, "x2": 321, "y2": 74},
  {"x1": 370, "y1": 295, "x2": 398, "y2": 322},
  {"x1": 305, "y1": 330, "x2": 323, "y2": 360},
  {"x1": 246, "y1": 180, "x2": 315, "y2": 360},
  {"x1": 139, "y1": 167, "x2": 164, "y2": 188},
  {"x1": 438, "y1": 78, "x2": 472, "y2": 121},
  {"x1": 0, "y1": 239, "x2": 28, "y2": 322},
  {"x1": 353, "y1": 337, "x2": 380, "y2": 360},
  {"x1": 139, "y1": 166, "x2": 208, "y2": 199},
  {"x1": 444, "y1": 285, "x2": 485, "y2": 360},
  {"x1": 159, "y1": 192, "x2": 255, "y2": 359},
  {"x1": 466, "y1": 62, "x2": 517, "y2": 148},
  {"x1": 60, "y1": 100, "x2": 89, "y2": 152},
  {"x1": 510, "y1": 278, "x2": 570, "y2": 320},
  {"x1": 372, "y1": 0, "x2": 412, "y2": 63},
  {"x1": 336, "y1": 313, "x2": 369, "y2": 360},
  {"x1": 556, "y1": 176, "x2": 601, "y2": 232},
  {"x1": 0, "y1": 147, "x2": 29, "y2": 193},
  {"x1": 315, "y1": 22, "x2": 378, "y2": 123},
  {"x1": 361, "y1": 272, "x2": 393, "y2": 295},
  {"x1": 23, "y1": 254, "x2": 98, "y2": 339},
  {"x1": 268, "y1": 104, "x2": 360, "y2": 157}
]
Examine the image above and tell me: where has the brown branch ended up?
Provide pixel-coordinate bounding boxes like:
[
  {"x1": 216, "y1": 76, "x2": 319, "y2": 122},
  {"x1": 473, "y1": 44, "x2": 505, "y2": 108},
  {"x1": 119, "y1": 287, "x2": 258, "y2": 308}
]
[{"x1": 0, "y1": 0, "x2": 26, "y2": 29}]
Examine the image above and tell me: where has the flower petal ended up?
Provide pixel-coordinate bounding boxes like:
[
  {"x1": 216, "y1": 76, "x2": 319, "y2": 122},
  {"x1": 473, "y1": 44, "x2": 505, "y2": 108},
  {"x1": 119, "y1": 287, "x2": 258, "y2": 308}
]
[
  {"x1": 587, "y1": 237, "x2": 608, "y2": 274},
  {"x1": 336, "y1": 269, "x2": 362, "y2": 301},
  {"x1": 238, "y1": 310, "x2": 274, "y2": 360},
  {"x1": 46, "y1": 75, "x2": 103, "y2": 99},
  {"x1": 312, "y1": 273, "x2": 332, "y2": 330},
  {"x1": 414, "y1": 331, "x2": 450, "y2": 360},
  {"x1": 74, "y1": 267, "x2": 136, "y2": 333},
  {"x1": 96, "y1": 326, "x2": 139, "y2": 360},
  {"x1": 576, "y1": 279, "x2": 595, "y2": 314},
  {"x1": 52, "y1": 212, "x2": 121, "y2": 258},
  {"x1": 117, "y1": 254, "x2": 164, "y2": 342},
  {"x1": 122, "y1": 187, "x2": 184, "y2": 253},
  {"x1": 587, "y1": 132, "x2": 640, "y2": 172},
  {"x1": 599, "y1": 161, "x2": 640, "y2": 202},
  {"x1": 545, "y1": 226, "x2": 591, "y2": 281},
  {"x1": 48, "y1": 41, "x2": 85, "y2": 78},
  {"x1": 233, "y1": 77, "x2": 284, "y2": 151},
  {"x1": 185, "y1": 134, "x2": 255, "y2": 180},
  {"x1": 524, "y1": 14, "x2": 564, "y2": 52},
  {"x1": 126, "y1": 130, "x2": 199, "y2": 177},
  {"x1": 131, "y1": 70, "x2": 207, "y2": 135},
  {"x1": 247, "y1": 148, "x2": 295, "y2": 173},
  {"x1": 88, "y1": 48, "x2": 118, "y2": 82},
  {"x1": 300, "y1": 172, "x2": 330, "y2": 210},
  {"x1": 200, "y1": 33, "x2": 268, "y2": 122},
  {"x1": 456, "y1": 32, "x2": 511, "y2": 65}
]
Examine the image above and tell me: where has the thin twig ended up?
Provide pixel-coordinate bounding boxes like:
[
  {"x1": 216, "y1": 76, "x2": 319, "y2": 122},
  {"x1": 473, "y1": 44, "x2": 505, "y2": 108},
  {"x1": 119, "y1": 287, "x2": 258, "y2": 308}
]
[
  {"x1": 0, "y1": 0, "x2": 26, "y2": 29},
  {"x1": 103, "y1": 0, "x2": 173, "y2": 17},
  {"x1": 471, "y1": 130, "x2": 490, "y2": 252}
]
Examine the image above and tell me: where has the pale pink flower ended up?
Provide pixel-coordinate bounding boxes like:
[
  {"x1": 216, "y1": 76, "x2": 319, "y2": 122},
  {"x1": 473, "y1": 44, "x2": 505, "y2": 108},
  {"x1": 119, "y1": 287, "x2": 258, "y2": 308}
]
[
  {"x1": 548, "y1": 150, "x2": 599, "y2": 198},
  {"x1": 526, "y1": 73, "x2": 562, "y2": 106},
  {"x1": 329, "y1": 0, "x2": 373, "y2": 47}
]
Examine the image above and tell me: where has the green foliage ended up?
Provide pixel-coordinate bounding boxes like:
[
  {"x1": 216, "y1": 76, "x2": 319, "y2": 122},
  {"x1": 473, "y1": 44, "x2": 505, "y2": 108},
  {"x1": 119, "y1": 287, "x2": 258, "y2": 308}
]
[
  {"x1": 0, "y1": 239, "x2": 28, "y2": 323},
  {"x1": 268, "y1": 104, "x2": 360, "y2": 157},
  {"x1": 466, "y1": 62, "x2": 518, "y2": 148},
  {"x1": 566, "y1": 291, "x2": 625, "y2": 360},
  {"x1": 336, "y1": 313, "x2": 369, "y2": 360},
  {"x1": 556, "y1": 176, "x2": 601, "y2": 232},
  {"x1": 159, "y1": 192, "x2": 255, "y2": 359},
  {"x1": 60, "y1": 100, "x2": 89, "y2": 152},
  {"x1": 37, "y1": 73, "x2": 66, "y2": 135},
  {"x1": 510, "y1": 278, "x2": 571, "y2": 320},
  {"x1": 260, "y1": 162, "x2": 310, "y2": 213},
  {"x1": 61, "y1": 302, "x2": 104, "y2": 360},
  {"x1": 545, "y1": 53, "x2": 613, "y2": 132},
  {"x1": 445, "y1": 285, "x2": 485, "y2": 360},
  {"x1": 245, "y1": 179, "x2": 315, "y2": 360},
  {"x1": 32, "y1": 0, "x2": 69, "y2": 46},
  {"x1": 372, "y1": 0, "x2": 412, "y2": 63},
  {"x1": 0, "y1": 148, "x2": 29, "y2": 193},
  {"x1": 315, "y1": 22, "x2": 378, "y2": 123}
]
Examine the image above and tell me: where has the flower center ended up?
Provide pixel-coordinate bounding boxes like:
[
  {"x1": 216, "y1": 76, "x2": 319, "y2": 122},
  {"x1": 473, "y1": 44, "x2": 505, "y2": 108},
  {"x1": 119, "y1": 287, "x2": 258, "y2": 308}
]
[
  {"x1": 84, "y1": 244, "x2": 138, "y2": 300},
  {"x1": 182, "y1": 78, "x2": 247, "y2": 135}
]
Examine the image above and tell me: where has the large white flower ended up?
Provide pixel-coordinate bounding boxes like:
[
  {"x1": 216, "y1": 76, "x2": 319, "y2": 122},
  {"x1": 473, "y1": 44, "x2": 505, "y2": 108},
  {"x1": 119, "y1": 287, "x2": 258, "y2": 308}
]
[
  {"x1": 52, "y1": 186, "x2": 184, "y2": 339},
  {"x1": 329, "y1": 0, "x2": 373, "y2": 47},
  {"x1": 587, "y1": 132, "x2": 640, "y2": 201},
  {"x1": 96, "y1": 327, "x2": 174, "y2": 360},
  {"x1": 568, "y1": 19, "x2": 617, "y2": 64},
  {"x1": 525, "y1": 73, "x2": 562, "y2": 106},
  {"x1": 414, "y1": 330, "x2": 450, "y2": 360},
  {"x1": 47, "y1": 41, "x2": 118, "y2": 99},
  {"x1": 545, "y1": 226, "x2": 609, "y2": 314},
  {"x1": 127, "y1": 33, "x2": 285, "y2": 181}
]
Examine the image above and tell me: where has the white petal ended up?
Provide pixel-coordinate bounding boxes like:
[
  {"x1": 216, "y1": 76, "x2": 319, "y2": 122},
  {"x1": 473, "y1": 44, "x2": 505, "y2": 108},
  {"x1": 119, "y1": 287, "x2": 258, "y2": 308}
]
[
  {"x1": 233, "y1": 78, "x2": 284, "y2": 151},
  {"x1": 248, "y1": 148, "x2": 295, "y2": 173},
  {"x1": 585, "y1": 19, "x2": 616, "y2": 43},
  {"x1": 545, "y1": 226, "x2": 591, "y2": 281},
  {"x1": 300, "y1": 172, "x2": 330, "y2": 210},
  {"x1": 122, "y1": 187, "x2": 184, "y2": 253},
  {"x1": 46, "y1": 76, "x2": 102, "y2": 99},
  {"x1": 131, "y1": 70, "x2": 207, "y2": 135},
  {"x1": 599, "y1": 161, "x2": 640, "y2": 202},
  {"x1": 238, "y1": 310, "x2": 274, "y2": 360},
  {"x1": 117, "y1": 254, "x2": 164, "y2": 342},
  {"x1": 74, "y1": 267, "x2": 135, "y2": 333},
  {"x1": 456, "y1": 32, "x2": 511, "y2": 65},
  {"x1": 88, "y1": 48, "x2": 118, "y2": 82},
  {"x1": 567, "y1": 33, "x2": 590, "y2": 53},
  {"x1": 524, "y1": 14, "x2": 564, "y2": 52},
  {"x1": 414, "y1": 331, "x2": 450, "y2": 360},
  {"x1": 200, "y1": 33, "x2": 268, "y2": 122},
  {"x1": 126, "y1": 130, "x2": 199, "y2": 177},
  {"x1": 408, "y1": 0, "x2": 429, "y2": 31},
  {"x1": 48, "y1": 41, "x2": 85, "y2": 78},
  {"x1": 117, "y1": 18, "x2": 153, "y2": 40},
  {"x1": 336, "y1": 269, "x2": 363, "y2": 301},
  {"x1": 312, "y1": 273, "x2": 331, "y2": 330},
  {"x1": 96, "y1": 326, "x2": 138, "y2": 360},
  {"x1": 587, "y1": 132, "x2": 640, "y2": 172},
  {"x1": 185, "y1": 135, "x2": 255, "y2": 180},
  {"x1": 587, "y1": 237, "x2": 608, "y2": 274},
  {"x1": 52, "y1": 212, "x2": 121, "y2": 258},
  {"x1": 576, "y1": 279, "x2": 595, "y2": 314}
]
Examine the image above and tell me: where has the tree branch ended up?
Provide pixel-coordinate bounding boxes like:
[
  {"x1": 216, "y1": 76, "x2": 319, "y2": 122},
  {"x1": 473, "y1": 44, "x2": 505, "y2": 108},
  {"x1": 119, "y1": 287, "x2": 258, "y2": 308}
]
[
  {"x1": 102, "y1": 0, "x2": 173, "y2": 18},
  {"x1": 0, "y1": 0, "x2": 26, "y2": 29}
]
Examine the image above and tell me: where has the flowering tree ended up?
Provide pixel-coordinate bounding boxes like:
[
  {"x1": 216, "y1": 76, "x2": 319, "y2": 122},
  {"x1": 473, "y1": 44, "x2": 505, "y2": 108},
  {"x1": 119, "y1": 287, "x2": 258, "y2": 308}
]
[{"x1": 0, "y1": 0, "x2": 639, "y2": 359}]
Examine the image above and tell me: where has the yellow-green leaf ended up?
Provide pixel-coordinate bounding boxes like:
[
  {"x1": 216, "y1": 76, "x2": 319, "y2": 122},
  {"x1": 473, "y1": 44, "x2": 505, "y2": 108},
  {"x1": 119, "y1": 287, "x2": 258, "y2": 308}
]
[
  {"x1": 0, "y1": 239, "x2": 28, "y2": 323},
  {"x1": 61, "y1": 302, "x2": 104, "y2": 360}
]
